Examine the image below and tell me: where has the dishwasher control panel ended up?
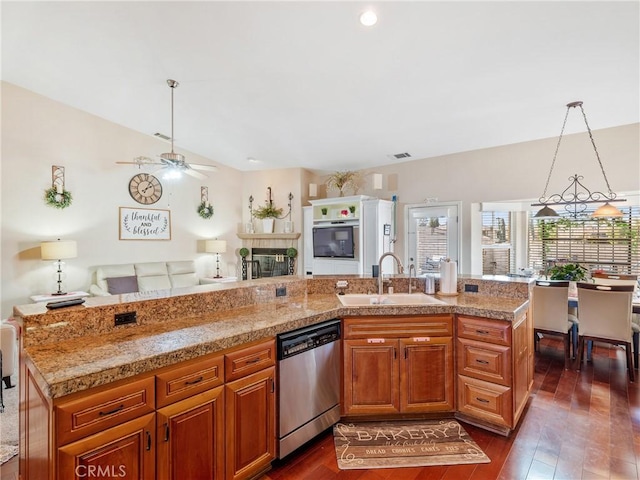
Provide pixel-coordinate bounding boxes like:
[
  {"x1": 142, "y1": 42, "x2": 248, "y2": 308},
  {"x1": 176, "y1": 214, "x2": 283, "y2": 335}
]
[{"x1": 277, "y1": 319, "x2": 341, "y2": 359}]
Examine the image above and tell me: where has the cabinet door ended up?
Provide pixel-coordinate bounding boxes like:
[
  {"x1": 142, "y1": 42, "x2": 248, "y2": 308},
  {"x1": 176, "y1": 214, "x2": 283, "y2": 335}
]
[
  {"x1": 400, "y1": 337, "x2": 454, "y2": 413},
  {"x1": 343, "y1": 338, "x2": 399, "y2": 415},
  {"x1": 225, "y1": 367, "x2": 276, "y2": 480},
  {"x1": 156, "y1": 386, "x2": 225, "y2": 480},
  {"x1": 512, "y1": 312, "x2": 533, "y2": 425},
  {"x1": 58, "y1": 413, "x2": 155, "y2": 480}
]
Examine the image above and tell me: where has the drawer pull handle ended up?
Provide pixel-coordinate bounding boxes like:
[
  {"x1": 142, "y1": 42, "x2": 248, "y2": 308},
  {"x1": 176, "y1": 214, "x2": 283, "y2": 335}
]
[
  {"x1": 475, "y1": 359, "x2": 489, "y2": 365},
  {"x1": 246, "y1": 357, "x2": 261, "y2": 364},
  {"x1": 185, "y1": 376, "x2": 204, "y2": 385},
  {"x1": 475, "y1": 397, "x2": 490, "y2": 404},
  {"x1": 98, "y1": 404, "x2": 124, "y2": 416},
  {"x1": 475, "y1": 330, "x2": 489, "y2": 335}
]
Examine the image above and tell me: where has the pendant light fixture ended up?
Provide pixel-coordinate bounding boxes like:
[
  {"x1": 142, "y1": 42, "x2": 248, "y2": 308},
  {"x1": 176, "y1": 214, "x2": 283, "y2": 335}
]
[{"x1": 531, "y1": 101, "x2": 625, "y2": 219}]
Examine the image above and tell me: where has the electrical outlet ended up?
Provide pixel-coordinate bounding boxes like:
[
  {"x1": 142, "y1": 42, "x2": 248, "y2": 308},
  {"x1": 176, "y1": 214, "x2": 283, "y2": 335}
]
[
  {"x1": 115, "y1": 311, "x2": 137, "y2": 326},
  {"x1": 464, "y1": 284, "x2": 479, "y2": 293},
  {"x1": 276, "y1": 287, "x2": 287, "y2": 297}
]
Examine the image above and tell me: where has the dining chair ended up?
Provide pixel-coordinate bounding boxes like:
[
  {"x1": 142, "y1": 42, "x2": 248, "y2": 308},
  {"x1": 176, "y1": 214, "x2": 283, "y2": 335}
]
[
  {"x1": 591, "y1": 273, "x2": 639, "y2": 368},
  {"x1": 575, "y1": 283, "x2": 635, "y2": 381},
  {"x1": 532, "y1": 280, "x2": 578, "y2": 369}
]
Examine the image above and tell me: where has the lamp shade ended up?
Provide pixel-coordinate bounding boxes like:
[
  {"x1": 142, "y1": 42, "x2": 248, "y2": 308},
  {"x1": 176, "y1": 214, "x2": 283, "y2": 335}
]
[
  {"x1": 592, "y1": 202, "x2": 624, "y2": 219},
  {"x1": 205, "y1": 239, "x2": 227, "y2": 254},
  {"x1": 41, "y1": 240, "x2": 77, "y2": 260},
  {"x1": 533, "y1": 206, "x2": 559, "y2": 219}
]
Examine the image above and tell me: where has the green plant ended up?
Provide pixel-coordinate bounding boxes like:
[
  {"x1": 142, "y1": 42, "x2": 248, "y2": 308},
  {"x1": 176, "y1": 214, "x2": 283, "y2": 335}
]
[
  {"x1": 197, "y1": 201, "x2": 214, "y2": 219},
  {"x1": 547, "y1": 263, "x2": 588, "y2": 281},
  {"x1": 253, "y1": 202, "x2": 283, "y2": 219},
  {"x1": 321, "y1": 207, "x2": 328, "y2": 215},
  {"x1": 239, "y1": 247, "x2": 250, "y2": 258},
  {"x1": 348, "y1": 205, "x2": 356, "y2": 214},
  {"x1": 326, "y1": 170, "x2": 360, "y2": 197},
  {"x1": 286, "y1": 247, "x2": 298, "y2": 258},
  {"x1": 44, "y1": 187, "x2": 72, "y2": 209}
]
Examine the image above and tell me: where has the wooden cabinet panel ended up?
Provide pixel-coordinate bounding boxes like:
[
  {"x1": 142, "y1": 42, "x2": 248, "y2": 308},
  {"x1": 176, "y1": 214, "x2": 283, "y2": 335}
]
[
  {"x1": 400, "y1": 337, "x2": 454, "y2": 413},
  {"x1": 225, "y1": 366, "x2": 276, "y2": 480},
  {"x1": 457, "y1": 375, "x2": 512, "y2": 428},
  {"x1": 58, "y1": 412, "x2": 155, "y2": 480},
  {"x1": 56, "y1": 377, "x2": 155, "y2": 446},
  {"x1": 457, "y1": 315, "x2": 511, "y2": 346},
  {"x1": 225, "y1": 339, "x2": 276, "y2": 383},
  {"x1": 156, "y1": 353, "x2": 224, "y2": 408},
  {"x1": 512, "y1": 312, "x2": 533, "y2": 424},
  {"x1": 457, "y1": 337, "x2": 511, "y2": 386},
  {"x1": 156, "y1": 386, "x2": 225, "y2": 480},
  {"x1": 344, "y1": 315, "x2": 453, "y2": 339},
  {"x1": 343, "y1": 338, "x2": 399, "y2": 415}
]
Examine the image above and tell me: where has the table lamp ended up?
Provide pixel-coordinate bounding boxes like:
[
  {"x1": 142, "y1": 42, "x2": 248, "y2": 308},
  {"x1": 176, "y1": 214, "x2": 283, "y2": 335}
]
[
  {"x1": 40, "y1": 239, "x2": 77, "y2": 295},
  {"x1": 205, "y1": 239, "x2": 227, "y2": 278}
]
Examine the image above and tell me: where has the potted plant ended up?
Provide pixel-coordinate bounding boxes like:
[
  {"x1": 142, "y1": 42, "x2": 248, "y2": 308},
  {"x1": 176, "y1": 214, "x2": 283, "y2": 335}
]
[
  {"x1": 547, "y1": 263, "x2": 588, "y2": 281},
  {"x1": 348, "y1": 205, "x2": 356, "y2": 217},
  {"x1": 286, "y1": 247, "x2": 298, "y2": 275},
  {"x1": 253, "y1": 202, "x2": 283, "y2": 233},
  {"x1": 321, "y1": 207, "x2": 328, "y2": 219},
  {"x1": 326, "y1": 170, "x2": 360, "y2": 197}
]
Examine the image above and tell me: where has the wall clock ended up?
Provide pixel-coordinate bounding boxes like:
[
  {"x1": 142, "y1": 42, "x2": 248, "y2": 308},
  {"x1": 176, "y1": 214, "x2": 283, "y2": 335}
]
[{"x1": 128, "y1": 173, "x2": 163, "y2": 205}]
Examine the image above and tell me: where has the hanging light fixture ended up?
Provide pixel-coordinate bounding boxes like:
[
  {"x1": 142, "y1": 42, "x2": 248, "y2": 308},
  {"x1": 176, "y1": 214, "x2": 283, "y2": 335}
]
[{"x1": 531, "y1": 101, "x2": 625, "y2": 219}]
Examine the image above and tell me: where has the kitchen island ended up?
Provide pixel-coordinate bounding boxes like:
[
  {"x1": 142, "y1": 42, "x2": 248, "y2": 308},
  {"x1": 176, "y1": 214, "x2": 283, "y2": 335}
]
[{"x1": 14, "y1": 275, "x2": 532, "y2": 480}]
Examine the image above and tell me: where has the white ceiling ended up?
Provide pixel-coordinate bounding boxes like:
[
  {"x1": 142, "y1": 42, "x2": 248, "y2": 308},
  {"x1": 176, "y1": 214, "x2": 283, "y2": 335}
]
[{"x1": 2, "y1": 1, "x2": 639, "y2": 172}]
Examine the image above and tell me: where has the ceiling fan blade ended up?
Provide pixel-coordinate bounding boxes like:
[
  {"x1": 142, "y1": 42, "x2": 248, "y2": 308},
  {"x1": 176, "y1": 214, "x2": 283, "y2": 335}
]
[
  {"x1": 184, "y1": 168, "x2": 207, "y2": 179},
  {"x1": 189, "y1": 164, "x2": 218, "y2": 172}
]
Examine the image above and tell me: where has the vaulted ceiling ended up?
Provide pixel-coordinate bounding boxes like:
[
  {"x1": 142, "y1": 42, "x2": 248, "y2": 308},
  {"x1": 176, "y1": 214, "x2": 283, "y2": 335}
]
[{"x1": 3, "y1": 1, "x2": 638, "y2": 172}]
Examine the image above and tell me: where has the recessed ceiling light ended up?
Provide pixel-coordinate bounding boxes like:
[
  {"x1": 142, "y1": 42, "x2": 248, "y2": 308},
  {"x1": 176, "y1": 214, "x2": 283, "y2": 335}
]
[
  {"x1": 247, "y1": 157, "x2": 261, "y2": 164},
  {"x1": 360, "y1": 10, "x2": 377, "y2": 27}
]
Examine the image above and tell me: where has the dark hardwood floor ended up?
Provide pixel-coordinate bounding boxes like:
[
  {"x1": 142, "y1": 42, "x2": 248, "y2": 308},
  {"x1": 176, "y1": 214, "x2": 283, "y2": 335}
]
[
  {"x1": 2, "y1": 337, "x2": 638, "y2": 480},
  {"x1": 265, "y1": 337, "x2": 640, "y2": 480}
]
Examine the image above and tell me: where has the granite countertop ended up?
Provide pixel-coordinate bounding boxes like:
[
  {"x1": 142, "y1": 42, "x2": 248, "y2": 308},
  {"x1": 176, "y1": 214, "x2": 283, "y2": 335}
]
[{"x1": 22, "y1": 291, "x2": 528, "y2": 400}]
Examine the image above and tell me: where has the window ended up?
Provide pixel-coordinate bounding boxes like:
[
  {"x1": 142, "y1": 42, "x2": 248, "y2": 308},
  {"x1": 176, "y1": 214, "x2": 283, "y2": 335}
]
[
  {"x1": 528, "y1": 206, "x2": 640, "y2": 275},
  {"x1": 482, "y1": 211, "x2": 514, "y2": 275},
  {"x1": 406, "y1": 204, "x2": 459, "y2": 275}
]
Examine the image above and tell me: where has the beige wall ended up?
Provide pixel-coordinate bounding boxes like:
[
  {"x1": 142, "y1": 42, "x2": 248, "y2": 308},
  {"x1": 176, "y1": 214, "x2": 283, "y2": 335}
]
[{"x1": 2, "y1": 81, "x2": 638, "y2": 317}]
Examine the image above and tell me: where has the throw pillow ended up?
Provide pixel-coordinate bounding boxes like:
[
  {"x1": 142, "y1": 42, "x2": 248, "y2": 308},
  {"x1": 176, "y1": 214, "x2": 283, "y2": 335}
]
[{"x1": 106, "y1": 276, "x2": 139, "y2": 295}]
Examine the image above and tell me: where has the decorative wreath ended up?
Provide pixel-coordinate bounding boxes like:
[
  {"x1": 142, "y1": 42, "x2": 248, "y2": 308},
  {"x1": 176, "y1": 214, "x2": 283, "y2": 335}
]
[
  {"x1": 197, "y1": 201, "x2": 214, "y2": 219},
  {"x1": 44, "y1": 187, "x2": 72, "y2": 209}
]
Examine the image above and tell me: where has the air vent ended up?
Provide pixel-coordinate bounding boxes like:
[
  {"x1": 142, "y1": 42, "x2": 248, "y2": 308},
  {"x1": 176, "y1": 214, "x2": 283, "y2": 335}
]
[
  {"x1": 154, "y1": 132, "x2": 171, "y2": 141},
  {"x1": 388, "y1": 152, "x2": 412, "y2": 160}
]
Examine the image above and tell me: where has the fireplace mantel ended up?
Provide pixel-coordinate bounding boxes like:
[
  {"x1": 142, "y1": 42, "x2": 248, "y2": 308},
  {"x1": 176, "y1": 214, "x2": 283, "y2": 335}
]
[{"x1": 237, "y1": 233, "x2": 301, "y2": 240}]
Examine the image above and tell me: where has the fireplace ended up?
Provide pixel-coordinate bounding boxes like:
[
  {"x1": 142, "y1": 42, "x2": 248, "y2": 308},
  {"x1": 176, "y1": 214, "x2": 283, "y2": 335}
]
[{"x1": 250, "y1": 248, "x2": 289, "y2": 279}]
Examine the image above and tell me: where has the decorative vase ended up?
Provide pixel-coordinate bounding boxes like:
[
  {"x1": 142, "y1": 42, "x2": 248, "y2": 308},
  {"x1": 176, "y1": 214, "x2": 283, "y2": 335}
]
[{"x1": 262, "y1": 218, "x2": 275, "y2": 233}]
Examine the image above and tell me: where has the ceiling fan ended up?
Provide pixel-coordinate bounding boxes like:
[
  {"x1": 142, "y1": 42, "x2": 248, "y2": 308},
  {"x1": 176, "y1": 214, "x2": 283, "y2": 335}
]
[{"x1": 117, "y1": 79, "x2": 218, "y2": 179}]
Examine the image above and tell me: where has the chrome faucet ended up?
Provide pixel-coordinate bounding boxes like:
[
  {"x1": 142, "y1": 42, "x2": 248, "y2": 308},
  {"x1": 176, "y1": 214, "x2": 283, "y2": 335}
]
[
  {"x1": 408, "y1": 263, "x2": 416, "y2": 294},
  {"x1": 378, "y1": 252, "x2": 404, "y2": 295}
]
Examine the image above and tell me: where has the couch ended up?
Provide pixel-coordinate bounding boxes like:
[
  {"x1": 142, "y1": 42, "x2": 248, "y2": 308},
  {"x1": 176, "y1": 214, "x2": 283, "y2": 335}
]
[{"x1": 89, "y1": 260, "x2": 218, "y2": 296}]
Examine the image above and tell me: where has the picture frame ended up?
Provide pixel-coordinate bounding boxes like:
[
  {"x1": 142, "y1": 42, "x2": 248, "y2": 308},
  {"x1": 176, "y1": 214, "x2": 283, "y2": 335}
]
[{"x1": 119, "y1": 207, "x2": 171, "y2": 240}]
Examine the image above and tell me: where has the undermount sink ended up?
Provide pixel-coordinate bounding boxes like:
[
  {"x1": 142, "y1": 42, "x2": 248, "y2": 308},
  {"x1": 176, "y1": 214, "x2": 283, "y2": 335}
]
[{"x1": 337, "y1": 293, "x2": 448, "y2": 307}]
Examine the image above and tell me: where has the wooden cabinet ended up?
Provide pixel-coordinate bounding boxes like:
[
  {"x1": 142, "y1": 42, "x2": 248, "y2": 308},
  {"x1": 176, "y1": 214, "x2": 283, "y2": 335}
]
[
  {"x1": 456, "y1": 313, "x2": 532, "y2": 435},
  {"x1": 58, "y1": 412, "x2": 156, "y2": 480},
  {"x1": 224, "y1": 339, "x2": 276, "y2": 480},
  {"x1": 156, "y1": 386, "x2": 225, "y2": 480},
  {"x1": 342, "y1": 315, "x2": 454, "y2": 416}
]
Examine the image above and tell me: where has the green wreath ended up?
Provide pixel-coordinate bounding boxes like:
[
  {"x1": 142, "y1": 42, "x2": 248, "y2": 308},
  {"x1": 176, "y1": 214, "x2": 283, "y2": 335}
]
[
  {"x1": 197, "y1": 201, "x2": 214, "y2": 219},
  {"x1": 44, "y1": 187, "x2": 72, "y2": 209}
]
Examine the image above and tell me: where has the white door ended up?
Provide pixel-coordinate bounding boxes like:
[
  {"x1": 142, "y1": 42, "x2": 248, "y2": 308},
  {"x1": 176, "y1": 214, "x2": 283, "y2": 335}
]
[{"x1": 405, "y1": 204, "x2": 459, "y2": 275}]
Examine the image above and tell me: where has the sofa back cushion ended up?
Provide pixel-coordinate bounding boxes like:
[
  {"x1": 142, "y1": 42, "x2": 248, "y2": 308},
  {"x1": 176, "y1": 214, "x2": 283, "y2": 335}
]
[
  {"x1": 167, "y1": 260, "x2": 199, "y2": 288},
  {"x1": 135, "y1": 262, "x2": 171, "y2": 292},
  {"x1": 106, "y1": 275, "x2": 139, "y2": 295},
  {"x1": 96, "y1": 264, "x2": 136, "y2": 293}
]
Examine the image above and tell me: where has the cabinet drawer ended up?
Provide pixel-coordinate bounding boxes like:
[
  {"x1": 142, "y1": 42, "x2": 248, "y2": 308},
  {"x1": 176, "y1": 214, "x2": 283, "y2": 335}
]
[
  {"x1": 457, "y1": 338, "x2": 511, "y2": 386},
  {"x1": 156, "y1": 354, "x2": 224, "y2": 408},
  {"x1": 343, "y1": 315, "x2": 453, "y2": 339},
  {"x1": 457, "y1": 315, "x2": 511, "y2": 346},
  {"x1": 225, "y1": 338, "x2": 276, "y2": 382},
  {"x1": 457, "y1": 375, "x2": 513, "y2": 428},
  {"x1": 56, "y1": 376, "x2": 155, "y2": 446}
]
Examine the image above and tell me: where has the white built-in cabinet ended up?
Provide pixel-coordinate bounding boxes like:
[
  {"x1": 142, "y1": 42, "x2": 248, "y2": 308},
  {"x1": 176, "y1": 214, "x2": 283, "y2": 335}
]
[{"x1": 303, "y1": 196, "x2": 394, "y2": 276}]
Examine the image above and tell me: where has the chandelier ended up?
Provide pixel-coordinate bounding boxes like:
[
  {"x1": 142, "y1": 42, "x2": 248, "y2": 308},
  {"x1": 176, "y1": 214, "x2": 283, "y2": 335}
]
[{"x1": 531, "y1": 101, "x2": 625, "y2": 219}]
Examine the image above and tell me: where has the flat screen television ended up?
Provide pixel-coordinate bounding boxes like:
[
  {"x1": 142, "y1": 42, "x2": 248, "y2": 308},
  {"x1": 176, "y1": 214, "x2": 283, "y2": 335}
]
[{"x1": 313, "y1": 225, "x2": 355, "y2": 258}]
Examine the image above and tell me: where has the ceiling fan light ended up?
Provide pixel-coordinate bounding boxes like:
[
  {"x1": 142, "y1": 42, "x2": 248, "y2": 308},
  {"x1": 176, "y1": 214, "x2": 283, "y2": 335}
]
[
  {"x1": 534, "y1": 205, "x2": 560, "y2": 219},
  {"x1": 592, "y1": 202, "x2": 624, "y2": 218},
  {"x1": 163, "y1": 169, "x2": 182, "y2": 180}
]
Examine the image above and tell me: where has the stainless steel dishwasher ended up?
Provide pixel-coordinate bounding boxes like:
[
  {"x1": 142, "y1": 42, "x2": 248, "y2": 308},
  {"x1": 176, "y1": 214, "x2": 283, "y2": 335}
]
[{"x1": 277, "y1": 319, "x2": 341, "y2": 459}]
